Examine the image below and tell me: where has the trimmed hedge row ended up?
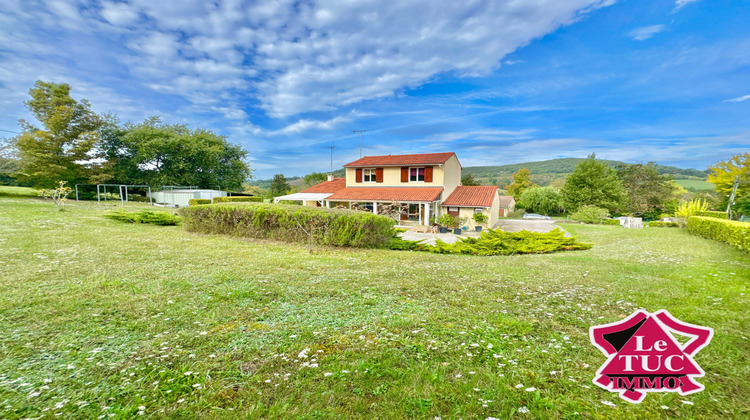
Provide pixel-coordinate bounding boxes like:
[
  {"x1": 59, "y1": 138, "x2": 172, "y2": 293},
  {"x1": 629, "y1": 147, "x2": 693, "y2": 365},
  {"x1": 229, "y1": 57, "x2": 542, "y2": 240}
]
[
  {"x1": 694, "y1": 210, "x2": 728, "y2": 219},
  {"x1": 105, "y1": 210, "x2": 180, "y2": 226},
  {"x1": 602, "y1": 219, "x2": 621, "y2": 226},
  {"x1": 189, "y1": 198, "x2": 212, "y2": 205},
  {"x1": 213, "y1": 196, "x2": 262, "y2": 203},
  {"x1": 649, "y1": 221, "x2": 679, "y2": 227},
  {"x1": 179, "y1": 203, "x2": 395, "y2": 248},
  {"x1": 687, "y1": 216, "x2": 750, "y2": 253}
]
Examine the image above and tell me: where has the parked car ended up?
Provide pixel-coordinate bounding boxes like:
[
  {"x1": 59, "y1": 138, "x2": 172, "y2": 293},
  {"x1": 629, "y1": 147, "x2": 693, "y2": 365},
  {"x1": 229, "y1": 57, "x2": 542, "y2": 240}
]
[{"x1": 522, "y1": 213, "x2": 551, "y2": 220}]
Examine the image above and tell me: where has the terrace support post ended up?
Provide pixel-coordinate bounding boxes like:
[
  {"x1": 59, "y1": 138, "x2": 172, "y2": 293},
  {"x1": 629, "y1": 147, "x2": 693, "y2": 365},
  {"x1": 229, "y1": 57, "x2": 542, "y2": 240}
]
[
  {"x1": 424, "y1": 202, "x2": 430, "y2": 225},
  {"x1": 372, "y1": 202, "x2": 377, "y2": 215},
  {"x1": 326, "y1": 201, "x2": 330, "y2": 208}
]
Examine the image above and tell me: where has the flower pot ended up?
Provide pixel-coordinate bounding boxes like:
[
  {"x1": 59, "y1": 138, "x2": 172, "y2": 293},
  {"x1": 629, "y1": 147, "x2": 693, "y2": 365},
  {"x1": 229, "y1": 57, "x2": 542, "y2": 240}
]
[
  {"x1": 475, "y1": 226, "x2": 482, "y2": 232},
  {"x1": 453, "y1": 228, "x2": 461, "y2": 235},
  {"x1": 439, "y1": 227, "x2": 448, "y2": 233}
]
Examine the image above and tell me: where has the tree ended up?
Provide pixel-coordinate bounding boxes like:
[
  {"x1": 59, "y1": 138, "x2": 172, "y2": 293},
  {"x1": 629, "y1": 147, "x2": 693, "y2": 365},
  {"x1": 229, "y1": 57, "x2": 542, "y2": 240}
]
[
  {"x1": 100, "y1": 117, "x2": 252, "y2": 190},
  {"x1": 304, "y1": 172, "x2": 328, "y2": 186},
  {"x1": 707, "y1": 153, "x2": 749, "y2": 212},
  {"x1": 616, "y1": 162, "x2": 676, "y2": 214},
  {"x1": 561, "y1": 155, "x2": 626, "y2": 213},
  {"x1": 461, "y1": 173, "x2": 480, "y2": 186},
  {"x1": 269, "y1": 174, "x2": 291, "y2": 197},
  {"x1": 518, "y1": 186, "x2": 561, "y2": 215},
  {"x1": 14, "y1": 81, "x2": 103, "y2": 188},
  {"x1": 506, "y1": 168, "x2": 535, "y2": 200}
]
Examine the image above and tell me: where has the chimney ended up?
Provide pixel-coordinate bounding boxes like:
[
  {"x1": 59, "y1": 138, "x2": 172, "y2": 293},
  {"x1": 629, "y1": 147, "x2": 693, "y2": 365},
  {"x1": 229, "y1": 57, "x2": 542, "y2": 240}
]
[{"x1": 327, "y1": 173, "x2": 334, "y2": 182}]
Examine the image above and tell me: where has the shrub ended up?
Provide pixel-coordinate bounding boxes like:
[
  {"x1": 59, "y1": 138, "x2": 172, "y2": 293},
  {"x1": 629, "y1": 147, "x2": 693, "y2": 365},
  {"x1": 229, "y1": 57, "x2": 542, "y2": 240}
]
[
  {"x1": 472, "y1": 212, "x2": 488, "y2": 225},
  {"x1": 189, "y1": 198, "x2": 212, "y2": 205},
  {"x1": 570, "y1": 206, "x2": 610, "y2": 224},
  {"x1": 602, "y1": 219, "x2": 621, "y2": 226},
  {"x1": 212, "y1": 196, "x2": 262, "y2": 203},
  {"x1": 179, "y1": 203, "x2": 395, "y2": 248},
  {"x1": 675, "y1": 199, "x2": 708, "y2": 219},
  {"x1": 687, "y1": 216, "x2": 750, "y2": 253},
  {"x1": 438, "y1": 213, "x2": 457, "y2": 227},
  {"x1": 694, "y1": 210, "x2": 728, "y2": 219},
  {"x1": 649, "y1": 221, "x2": 679, "y2": 227},
  {"x1": 518, "y1": 186, "x2": 561, "y2": 215},
  {"x1": 105, "y1": 210, "x2": 180, "y2": 226},
  {"x1": 391, "y1": 228, "x2": 592, "y2": 255}
]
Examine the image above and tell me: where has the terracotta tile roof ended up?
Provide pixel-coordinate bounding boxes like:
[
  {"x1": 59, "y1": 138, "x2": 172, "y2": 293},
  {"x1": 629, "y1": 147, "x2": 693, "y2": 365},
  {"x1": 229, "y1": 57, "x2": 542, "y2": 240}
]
[
  {"x1": 300, "y1": 177, "x2": 346, "y2": 193},
  {"x1": 327, "y1": 187, "x2": 443, "y2": 202},
  {"x1": 344, "y1": 152, "x2": 456, "y2": 167},
  {"x1": 443, "y1": 186, "x2": 498, "y2": 207},
  {"x1": 497, "y1": 195, "x2": 515, "y2": 207}
]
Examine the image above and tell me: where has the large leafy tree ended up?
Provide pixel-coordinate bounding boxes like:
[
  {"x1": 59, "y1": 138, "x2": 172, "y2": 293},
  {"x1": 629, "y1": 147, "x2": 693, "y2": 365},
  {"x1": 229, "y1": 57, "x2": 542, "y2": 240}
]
[
  {"x1": 561, "y1": 155, "x2": 626, "y2": 213},
  {"x1": 506, "y1": 168, "x2": 535, "y2": 200},
  {"x1": 101, "y1": 117, "x2": 251, "y2": 190},
  {"x1": 269, "y1": 174, "x2": 291, "y2": 197},
  {"x1": 707, "y1": 153, "x2": 749, "y2": 212},
  {"x1": 616, "y1": 162, "x2": 676, "y2": 214},
  {"x1": 304, "y1": 172, "x2": 328, "y2": 186},
  {"x1": 518, "y1": 186, "x2": 561, "y2": 215},
  {"x1": 14, "y1": 81, "x2": 104, "y2": 188}
]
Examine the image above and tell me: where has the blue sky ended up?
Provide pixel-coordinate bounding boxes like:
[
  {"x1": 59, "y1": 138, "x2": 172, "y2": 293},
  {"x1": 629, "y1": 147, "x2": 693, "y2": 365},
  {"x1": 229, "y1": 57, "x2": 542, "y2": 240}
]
[{"x1": 1, "y1": 0, "x2": 749, "y2": 179}]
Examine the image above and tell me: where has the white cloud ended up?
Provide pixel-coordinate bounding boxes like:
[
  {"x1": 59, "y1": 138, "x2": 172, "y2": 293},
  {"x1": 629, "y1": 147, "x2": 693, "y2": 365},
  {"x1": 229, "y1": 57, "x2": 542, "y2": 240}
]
[
  {"x1": 100, "y1": 1, "x2": 140, "y2": 26},
  {"x1": 726, "y1": 94, "x2": 750, "y2": 103},
  {"x1": 628, "y1": 25, "x2": 666, "y2": 41},
  {"x1": 674, "y1": 0, "x2": 701, "y2": 11}
]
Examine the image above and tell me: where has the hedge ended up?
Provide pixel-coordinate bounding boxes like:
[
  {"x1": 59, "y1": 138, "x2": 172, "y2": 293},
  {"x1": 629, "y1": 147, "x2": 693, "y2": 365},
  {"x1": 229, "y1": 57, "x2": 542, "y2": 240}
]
[
  {"x1": 179, "y1": 203, "x2": 395, "y2": 248},
  {"x1": 602, "y1": 219, "x2": 621, "y2": 226},
  {"x1": 391, "y1": 228, "x2": 592, "y2": 255},
  {"x1": 212, "y1": 196, "x2": 262, "y2": 203},
  {"x1": 694, "y1": 210, "x2": 729, "y2": 219},
  {"x1": 105, "y1": 210, "x2": 180, "y2": 226},
  {"x1": 687, "y1": 216, "x2": 750, "y2": 253},
  {"x1": 189, "y1": 198, "x2": 212, "y2": 205},
  {"x1": 649, "y1": 221, "x2": 679, "y2": 227}
]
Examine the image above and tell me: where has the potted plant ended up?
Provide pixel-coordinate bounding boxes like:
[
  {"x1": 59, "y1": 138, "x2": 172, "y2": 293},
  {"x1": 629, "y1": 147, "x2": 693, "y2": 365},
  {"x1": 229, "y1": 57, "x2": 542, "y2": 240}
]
[
  {"x1": 472, "y1": 212, "x2": 488, "y2": 232},
  {"x1": 453, "y1": 216, "x2": 467, "y2": 235},
  {"x1": 437, "y1": 213, "x2": 454, "y2": 234}
]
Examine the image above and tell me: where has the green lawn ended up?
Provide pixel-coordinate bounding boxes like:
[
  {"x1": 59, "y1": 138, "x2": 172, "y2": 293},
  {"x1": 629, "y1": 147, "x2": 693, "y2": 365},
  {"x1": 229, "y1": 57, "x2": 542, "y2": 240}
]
[
  {"x1": 675, "y1": 179, "x2": 714, "y2": 191},
  {"x1": 0, "y1": 193, "x2": 748, "y2": 419}
]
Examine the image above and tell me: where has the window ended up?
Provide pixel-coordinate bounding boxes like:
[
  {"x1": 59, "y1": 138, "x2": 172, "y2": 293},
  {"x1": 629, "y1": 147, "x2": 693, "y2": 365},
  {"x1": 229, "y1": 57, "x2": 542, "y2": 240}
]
[
  {"x1": 474, "y1": 208, "x2": 484, "y2": 213},
  {"x1": 409, "y1": 167, "x2": 425, "y2": 182},
  {"x1": 363, "y1": 168, "x2": 376, "y2": 182}
]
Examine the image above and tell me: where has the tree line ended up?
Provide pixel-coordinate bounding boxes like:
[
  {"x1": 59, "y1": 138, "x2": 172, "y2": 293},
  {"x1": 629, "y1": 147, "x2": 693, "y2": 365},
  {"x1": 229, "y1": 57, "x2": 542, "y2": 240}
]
[
  {"x1": 1, "y1": 81, "x2": 252, "y2": 191},
  {"x1": 505, "y1": 153, "x2": 749, "y2": 219}
]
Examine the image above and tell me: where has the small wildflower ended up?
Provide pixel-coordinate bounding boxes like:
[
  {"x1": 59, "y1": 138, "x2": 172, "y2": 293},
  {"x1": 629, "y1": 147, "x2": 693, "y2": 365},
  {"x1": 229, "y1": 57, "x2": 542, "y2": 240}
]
[
  {"x1": 525, "y1": 387, "x2": 536, "y2": 392},
  {"x1": 518, "y1": 407, "x2": 530, "y2": 414},
  {"x1": 660, "y1": 405, "x2": 669, "y2": 410},
  {"x1": 601, "y1": 400, "x2": 616, "y2": 407},
  {"x1": 681, "y1": 400, "x2": 694, "y2": 405},
  {"x1": 324, "y1": 372, "x2": 333, "y2": 377}
]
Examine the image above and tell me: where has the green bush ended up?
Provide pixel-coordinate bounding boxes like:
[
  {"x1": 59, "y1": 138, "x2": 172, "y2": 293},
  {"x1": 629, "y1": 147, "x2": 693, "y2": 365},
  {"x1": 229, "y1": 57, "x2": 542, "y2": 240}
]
[
  {"x1": 570, "y1": 206, "x2": 610, "y2": 224},
  {"x1": 105, "y1": 210, "x2": 180, "y2": 226},
  {"x1": 687, "y1": 216, "x2": 750, "y2": 253},
  {"x1": 602, "y1": 219, "x2": 621, "y2": 226},
  {"x1": 391, "y1": 228, "x2": 592, "y2": 255},
  {"x1": 437, "y1": 213, "x2": 457, "y2": 227},
  {"x1": 649, "y1": 221, "x2": 679, "y2": 227},
  {"x1": 212, "y1": 196, "x2": 262, "y2": 203},
  {"x1": 694, "y1": 210, "x2": 728, "y2": 219},
  {"x1": 189, "y1": 198, "x2": 212, "y2": 205},
  {"x1": 179, "y1": 203, "x2": 395, "y2": 248}
]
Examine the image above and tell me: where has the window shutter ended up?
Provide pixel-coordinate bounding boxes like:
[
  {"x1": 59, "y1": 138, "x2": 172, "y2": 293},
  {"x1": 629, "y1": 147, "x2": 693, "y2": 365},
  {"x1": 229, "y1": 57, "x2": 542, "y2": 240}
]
[
  {"x1": 376, "y1": 168, "x2": 384, "y2": 183},
  {"x1": 401, "y1": 167, "x2": 408, "y2": 182},
  {"x1": 424, "y1": 166, "x2": 433, "y2": 182},
  {"x1": 355, "y1": 168, "x2": 363, "y2": 183}
]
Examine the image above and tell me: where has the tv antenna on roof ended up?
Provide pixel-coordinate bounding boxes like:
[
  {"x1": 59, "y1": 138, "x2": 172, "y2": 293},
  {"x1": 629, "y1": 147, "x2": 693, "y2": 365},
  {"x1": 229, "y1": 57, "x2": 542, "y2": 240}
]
[
  {"x1": 329, "y1": 141, "x2": 335, "y2": 173},
  {"x1": 353, "y1": 129, "x2": 370, "y2": 158}
]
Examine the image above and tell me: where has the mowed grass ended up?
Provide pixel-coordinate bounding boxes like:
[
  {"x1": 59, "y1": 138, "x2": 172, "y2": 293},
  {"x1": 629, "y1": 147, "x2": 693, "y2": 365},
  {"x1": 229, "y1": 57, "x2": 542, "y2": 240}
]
[
  {"x1": 674, "y1": 179, "x2": 714, "y2": 191},
  {"x1": 0, "y1": 190, "x2": 748, "y2": 419}
]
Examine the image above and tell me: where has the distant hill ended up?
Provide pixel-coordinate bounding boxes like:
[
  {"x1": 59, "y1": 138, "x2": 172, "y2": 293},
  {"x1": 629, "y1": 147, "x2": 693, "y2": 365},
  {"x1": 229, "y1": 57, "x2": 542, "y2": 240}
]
[
  {"x1": 252, "y1": 158, "x2": 711, "y2": 191},
  {"x1": 462, "y1": 158, "x2": 709, "y2": 190}
]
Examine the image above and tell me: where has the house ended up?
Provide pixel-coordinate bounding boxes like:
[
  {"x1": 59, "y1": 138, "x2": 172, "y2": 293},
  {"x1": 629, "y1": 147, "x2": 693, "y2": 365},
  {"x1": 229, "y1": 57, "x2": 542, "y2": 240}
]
[
  {"x1": 302, "y1": 152, "x2": 500, "y2": 228},
  {"x1": 497, "y1": 195, "x2": 516, "y2": 217}
]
